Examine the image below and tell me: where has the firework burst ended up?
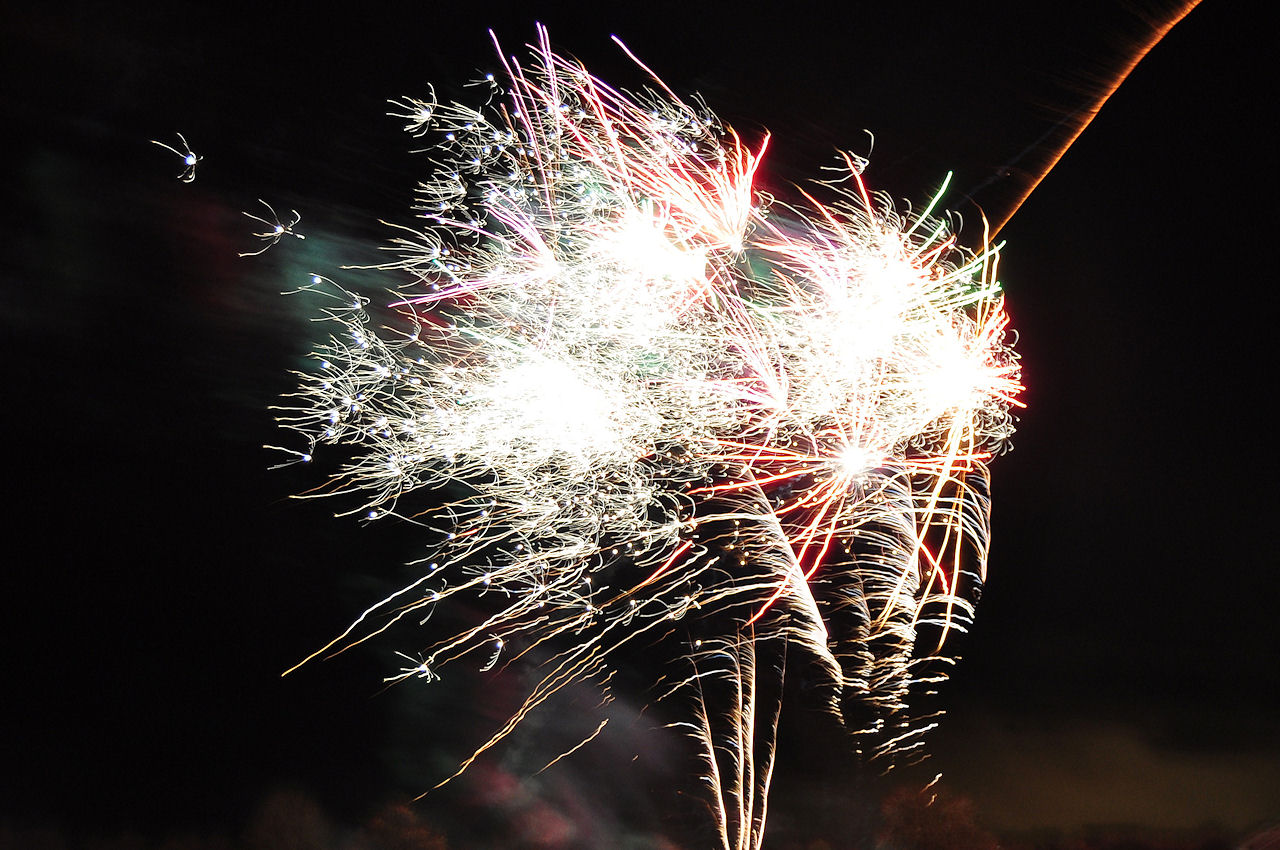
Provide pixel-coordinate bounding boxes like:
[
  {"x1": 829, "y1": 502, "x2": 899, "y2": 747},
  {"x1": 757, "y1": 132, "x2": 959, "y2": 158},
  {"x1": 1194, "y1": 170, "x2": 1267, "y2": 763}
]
[{"x1": 274, "y1": 24, "x2": 1021, "y2": 845}]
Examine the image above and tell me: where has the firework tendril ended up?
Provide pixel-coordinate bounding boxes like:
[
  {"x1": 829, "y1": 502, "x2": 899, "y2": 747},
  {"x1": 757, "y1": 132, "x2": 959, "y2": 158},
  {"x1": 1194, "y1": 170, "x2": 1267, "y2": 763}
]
[{"x1": 274, "y1": 25, "x2": 1022, "y2": 843}]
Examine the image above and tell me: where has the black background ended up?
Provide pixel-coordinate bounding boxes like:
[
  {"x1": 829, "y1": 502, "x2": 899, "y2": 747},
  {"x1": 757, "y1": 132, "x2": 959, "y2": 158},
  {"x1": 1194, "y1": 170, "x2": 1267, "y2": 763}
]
[{"x1": 2, "y1": 2, "x2": 1275, "y2": 847}]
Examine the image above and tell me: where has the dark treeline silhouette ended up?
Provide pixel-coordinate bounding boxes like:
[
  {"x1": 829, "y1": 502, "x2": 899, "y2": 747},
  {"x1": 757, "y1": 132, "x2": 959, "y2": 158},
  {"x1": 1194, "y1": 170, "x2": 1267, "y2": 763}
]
[
  {"x1": 1, "y1": 789, "x2": 448, "y2": 850},
  {"x1": 0, "y1": 784, "x2": 1247, "y2": 850}
]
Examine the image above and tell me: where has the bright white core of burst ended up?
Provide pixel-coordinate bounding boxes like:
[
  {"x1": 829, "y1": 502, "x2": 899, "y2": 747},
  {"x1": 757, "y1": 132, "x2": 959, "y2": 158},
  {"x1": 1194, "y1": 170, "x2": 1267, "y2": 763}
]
[
  {"x1": 483, "y1": 358, "x2": 623, "y2": 460},
  {"x1": 837, "y1": 444, "x2": 882, "y2": 478}
]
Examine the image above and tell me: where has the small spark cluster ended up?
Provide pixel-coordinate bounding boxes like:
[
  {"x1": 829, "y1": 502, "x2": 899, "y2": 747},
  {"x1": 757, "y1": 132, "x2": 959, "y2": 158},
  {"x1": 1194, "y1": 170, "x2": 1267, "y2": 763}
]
[
  {"x1": 275, "y1": 26, "x2": 1021, "y2": 798},
  {"x1": 150, "y1": 132, "x2": 202, "y2": 182}
]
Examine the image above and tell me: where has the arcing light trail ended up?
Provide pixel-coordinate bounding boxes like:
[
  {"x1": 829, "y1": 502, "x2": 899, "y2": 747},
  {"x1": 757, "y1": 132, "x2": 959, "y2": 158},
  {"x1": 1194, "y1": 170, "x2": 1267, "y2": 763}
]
[
  {"x1": 274, "y1": 25, "x2": 1020, "y2": 846},
  {"x1": 985, "y1": 0, "x2": 1203, "y2": 238}
]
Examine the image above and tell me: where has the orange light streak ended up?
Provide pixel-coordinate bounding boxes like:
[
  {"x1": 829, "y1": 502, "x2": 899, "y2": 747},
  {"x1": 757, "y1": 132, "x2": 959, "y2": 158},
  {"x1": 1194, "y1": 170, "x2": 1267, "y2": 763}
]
[{"x1": 988, "y1": 0, "x2": 1203, "y2": 238}]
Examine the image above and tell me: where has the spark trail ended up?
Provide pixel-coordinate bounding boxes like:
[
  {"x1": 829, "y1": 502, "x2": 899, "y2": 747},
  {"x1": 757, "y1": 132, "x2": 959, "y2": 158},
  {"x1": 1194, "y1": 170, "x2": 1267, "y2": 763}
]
[
  {"x1": 986, "y1": 0, "x2": 1204, "y2": 237},
  {"x1": 274, "y1": 25, "x2": 1021, "y2": 846}
]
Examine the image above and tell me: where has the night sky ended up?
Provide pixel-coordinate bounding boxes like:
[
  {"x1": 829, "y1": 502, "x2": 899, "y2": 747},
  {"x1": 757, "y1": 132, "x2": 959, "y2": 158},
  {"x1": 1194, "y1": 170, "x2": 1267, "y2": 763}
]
[{"x1": 3, "y1": 2, "x2": 1276, "y2": 848}]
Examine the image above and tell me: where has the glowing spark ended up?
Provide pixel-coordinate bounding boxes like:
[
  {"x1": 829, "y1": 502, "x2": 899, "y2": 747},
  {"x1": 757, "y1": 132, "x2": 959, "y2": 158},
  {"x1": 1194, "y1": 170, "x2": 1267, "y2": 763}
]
[
  {"x1": 150, "y1": 132, "x2": 201, "y2": 182},
  {"x1": 239, "y1": 199, "x2": 305, "y2": 257}
]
